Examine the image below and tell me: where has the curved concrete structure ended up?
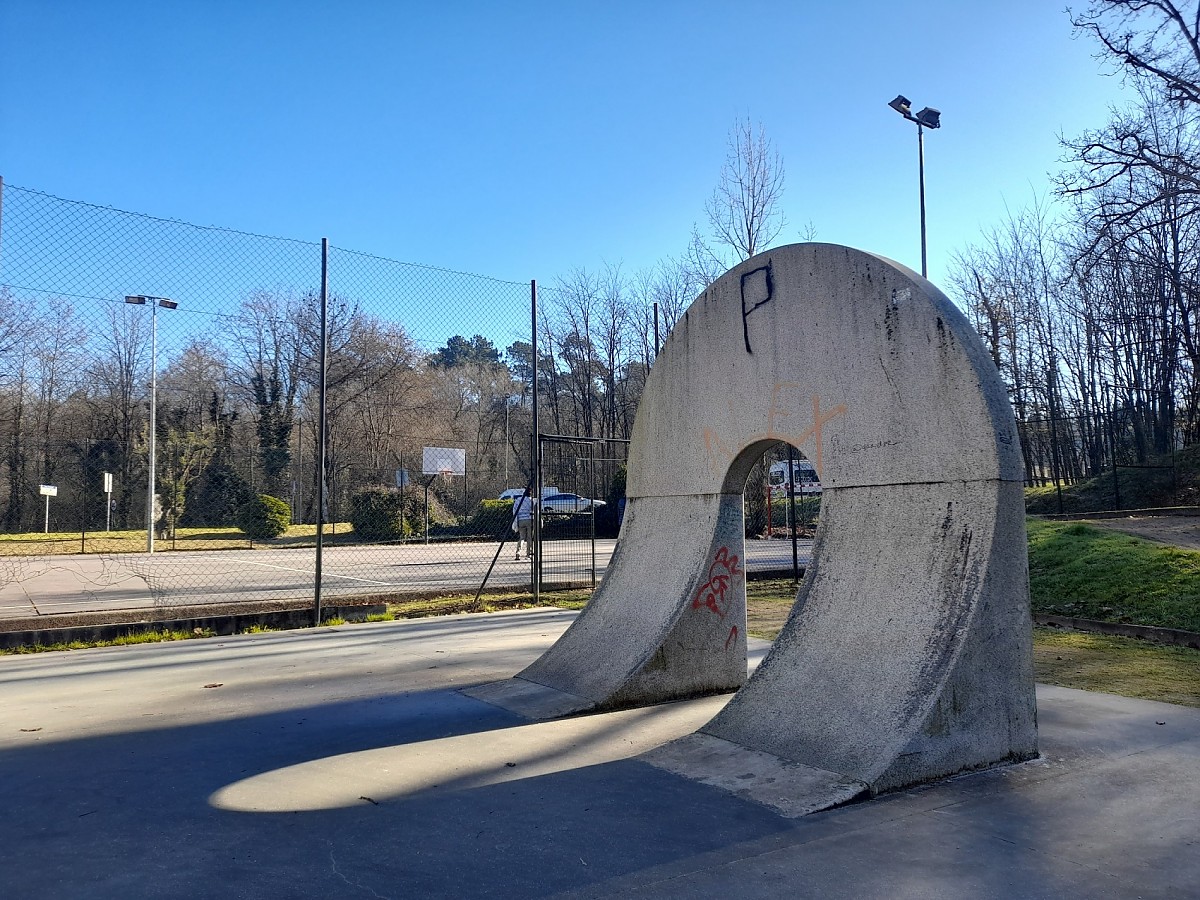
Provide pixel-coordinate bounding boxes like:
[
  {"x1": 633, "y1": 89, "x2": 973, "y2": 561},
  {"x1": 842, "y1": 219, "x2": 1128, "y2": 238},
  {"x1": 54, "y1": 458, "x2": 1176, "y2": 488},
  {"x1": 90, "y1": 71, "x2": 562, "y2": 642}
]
[{"x1": 468, "y1": 244, "x2": 1037, "y2": 810}]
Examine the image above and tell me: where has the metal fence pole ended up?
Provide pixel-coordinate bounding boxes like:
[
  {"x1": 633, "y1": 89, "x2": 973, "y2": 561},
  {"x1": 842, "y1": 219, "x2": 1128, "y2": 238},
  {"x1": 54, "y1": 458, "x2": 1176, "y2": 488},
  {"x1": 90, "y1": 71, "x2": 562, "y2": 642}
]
[
  {"x1": 590, "y1": 439, "x2": 597, "y2": 589},
  {"x1": 314, "y1": 238, "x2": 329, "y2": 625},
  {"x1": 787, "y1": 445, "x2": 799, "y2": 583},
  {"x1": 531, "y1": 279, "x2": 540, "y2": 604}
]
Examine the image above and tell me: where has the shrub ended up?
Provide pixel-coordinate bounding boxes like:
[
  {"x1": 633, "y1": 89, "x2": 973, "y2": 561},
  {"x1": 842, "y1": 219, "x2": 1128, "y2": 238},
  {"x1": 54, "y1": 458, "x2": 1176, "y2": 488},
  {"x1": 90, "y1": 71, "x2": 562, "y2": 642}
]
[
  {"x1": 235, "y1": 494, "x2": 291, "y2": 539},
  {"x1": 349, "y1": 488, "x2": 411, "y2": 541},
  {"x1": 467, "y1": 499, "x2": 515, "y2": 538}
]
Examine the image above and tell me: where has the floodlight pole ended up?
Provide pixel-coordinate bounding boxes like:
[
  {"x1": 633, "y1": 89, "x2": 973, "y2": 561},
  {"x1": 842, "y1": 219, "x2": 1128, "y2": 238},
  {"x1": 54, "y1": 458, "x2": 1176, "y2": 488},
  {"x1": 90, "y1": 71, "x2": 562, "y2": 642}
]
[
  {"x1": 148, "y1": 299, "x2": 158, "y2": 552},
  {"x1": 126, "y1": 295, "x2": 176, "y2": 552},
  {"x1": 917, "y1": 122, "x2": 928, "y2": 279},
  {"x1": 888, "y1": 95, "x2": 940, "y2": 279}
]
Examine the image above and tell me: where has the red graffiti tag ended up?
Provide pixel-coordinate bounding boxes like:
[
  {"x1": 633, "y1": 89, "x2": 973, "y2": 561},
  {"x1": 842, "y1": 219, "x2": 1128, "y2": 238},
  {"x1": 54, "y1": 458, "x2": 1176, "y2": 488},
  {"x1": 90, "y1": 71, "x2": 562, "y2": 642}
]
[
  {"x1": 725, "y1": 625, "x2": 739, "y2": 650},
  {"x1": 693, "y1": 546, "x2": 742, "y2": 620}
]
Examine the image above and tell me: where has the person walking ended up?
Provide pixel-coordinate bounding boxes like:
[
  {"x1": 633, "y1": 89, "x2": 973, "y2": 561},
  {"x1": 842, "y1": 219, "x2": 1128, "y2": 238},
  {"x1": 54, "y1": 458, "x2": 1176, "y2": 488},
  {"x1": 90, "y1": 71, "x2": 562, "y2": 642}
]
[{"x1": 512, "y1": 492, "x2": 536, "y2": 560}]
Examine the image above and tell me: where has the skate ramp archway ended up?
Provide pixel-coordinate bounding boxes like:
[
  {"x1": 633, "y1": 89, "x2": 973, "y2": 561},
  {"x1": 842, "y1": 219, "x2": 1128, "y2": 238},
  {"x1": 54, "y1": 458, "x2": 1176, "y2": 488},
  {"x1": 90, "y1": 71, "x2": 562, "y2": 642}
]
[{"x1": 467, "y1": 243, "x2": 1038, "y2": 810}]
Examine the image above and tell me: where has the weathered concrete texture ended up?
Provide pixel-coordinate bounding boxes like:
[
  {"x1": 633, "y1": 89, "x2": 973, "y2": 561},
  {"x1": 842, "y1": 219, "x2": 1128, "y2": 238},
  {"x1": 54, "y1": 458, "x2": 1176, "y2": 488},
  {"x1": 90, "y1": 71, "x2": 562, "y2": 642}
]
[
  {"x1": 626, "y1": 243, "x2": 1023, "y2": 497},
  {"x1": 477, "y1": 243, "x2": 1036, "y2": 812},
  {"x1": 467, "y1": 492, "x2": 748, "y2": 715},
  {"x1": 682, "y1": 478, "x2": 1037, "y2": 804}
]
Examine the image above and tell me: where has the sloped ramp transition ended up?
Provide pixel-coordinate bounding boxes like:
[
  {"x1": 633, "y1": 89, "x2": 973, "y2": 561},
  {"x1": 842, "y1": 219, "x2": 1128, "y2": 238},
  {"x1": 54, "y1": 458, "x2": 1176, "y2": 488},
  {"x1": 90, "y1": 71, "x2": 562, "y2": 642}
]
[{"x1": 466, "y1": 243, "x2": 1037, "y2": 815}]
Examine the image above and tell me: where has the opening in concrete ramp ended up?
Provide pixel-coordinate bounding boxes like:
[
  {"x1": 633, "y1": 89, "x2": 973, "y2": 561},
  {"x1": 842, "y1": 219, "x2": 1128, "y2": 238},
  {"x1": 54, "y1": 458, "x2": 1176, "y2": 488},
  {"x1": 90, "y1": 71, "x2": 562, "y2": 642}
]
[{"x1": 467, "y1": 243, "x2": 1038, "y2": 814}]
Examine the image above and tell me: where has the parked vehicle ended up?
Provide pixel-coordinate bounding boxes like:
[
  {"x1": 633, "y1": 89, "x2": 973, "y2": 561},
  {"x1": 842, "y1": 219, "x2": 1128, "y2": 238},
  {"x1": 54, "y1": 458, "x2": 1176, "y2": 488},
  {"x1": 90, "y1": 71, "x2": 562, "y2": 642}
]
[
  {"x1": 540, "y1": 493, "x2": 606, "y2": 514},
  {"x1": 498, "y1": 486, "x2": 559, "y2": 502},
  {"x1": 767, "y1": 458, "x2": 822, "y2": 496}
]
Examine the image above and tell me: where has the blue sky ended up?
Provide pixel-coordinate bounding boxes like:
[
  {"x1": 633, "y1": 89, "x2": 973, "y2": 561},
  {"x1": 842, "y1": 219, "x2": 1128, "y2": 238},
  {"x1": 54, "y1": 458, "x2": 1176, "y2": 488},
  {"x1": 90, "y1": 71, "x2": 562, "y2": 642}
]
[{"x1": 2, "y1": 1, "x2": 1126, "y2": 297}]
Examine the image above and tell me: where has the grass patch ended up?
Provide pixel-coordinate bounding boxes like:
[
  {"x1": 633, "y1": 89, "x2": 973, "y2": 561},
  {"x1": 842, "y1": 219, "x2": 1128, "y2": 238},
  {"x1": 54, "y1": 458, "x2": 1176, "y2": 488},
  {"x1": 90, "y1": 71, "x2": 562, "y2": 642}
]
[
  {"x1": 1033, "y1": 626, "x2": 1200, "y2": 707},
  {"x1": 747, "y1": 578, "x2": 801, "y2": 640},
  {"x1": 1024, "y1": 441, "x2": 1200, "y2": 514},
  {"x1": 0, "y1": 523, "x2": 365, "y2": 556},
  {"x1": 1027, "y1": 519, "x2": 1200, "y2": 632},
  {"x1": 2, "y1": 627, "x2": 214, "y2": 655},
  {"x1": 383, "y1": 588, "x2": 593, "y2": 620}
]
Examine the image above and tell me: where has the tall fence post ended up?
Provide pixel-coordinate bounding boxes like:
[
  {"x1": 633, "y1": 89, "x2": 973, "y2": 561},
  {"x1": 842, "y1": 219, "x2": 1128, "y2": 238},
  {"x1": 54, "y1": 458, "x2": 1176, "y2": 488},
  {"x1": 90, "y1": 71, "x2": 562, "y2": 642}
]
[
  {"x1": 531, "y1": 279, "x2": 541, "y2": 605},
  {"x1": 314, "y1": 238, "x2": 329, "y2": 625}
]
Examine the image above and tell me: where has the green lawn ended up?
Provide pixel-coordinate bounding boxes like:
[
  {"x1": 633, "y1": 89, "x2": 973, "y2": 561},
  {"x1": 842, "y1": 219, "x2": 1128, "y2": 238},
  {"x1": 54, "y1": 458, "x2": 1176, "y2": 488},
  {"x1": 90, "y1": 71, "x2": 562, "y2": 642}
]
[{"x1": 1027, "y1": 519, "x2": 1200, "y2": 632}]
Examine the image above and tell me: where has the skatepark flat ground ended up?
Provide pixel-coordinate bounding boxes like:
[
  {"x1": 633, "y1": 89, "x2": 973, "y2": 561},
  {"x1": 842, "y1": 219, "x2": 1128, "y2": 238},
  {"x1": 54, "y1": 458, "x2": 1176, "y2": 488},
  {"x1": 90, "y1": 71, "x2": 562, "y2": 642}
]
[{"x1": 1, "y1": 610, "x2": 1197, "y2": 899}]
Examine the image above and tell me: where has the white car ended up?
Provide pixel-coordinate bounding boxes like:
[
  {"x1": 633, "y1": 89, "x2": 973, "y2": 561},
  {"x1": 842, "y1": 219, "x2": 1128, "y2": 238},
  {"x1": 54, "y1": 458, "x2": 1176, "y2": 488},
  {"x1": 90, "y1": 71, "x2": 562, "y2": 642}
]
[
  {"x1": 498, "y1": 487, "x2": 559, "y2": 502},
  {"x1": 540, "y1": 493, "x2": 607, "y2": 514}
]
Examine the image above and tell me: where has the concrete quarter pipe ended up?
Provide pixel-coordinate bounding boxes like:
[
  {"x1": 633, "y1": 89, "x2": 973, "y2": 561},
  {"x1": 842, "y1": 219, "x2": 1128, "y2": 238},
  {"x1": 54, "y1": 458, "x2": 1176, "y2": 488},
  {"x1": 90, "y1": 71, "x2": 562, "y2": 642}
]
[{"x1": 468, "y1": 244, "x2": 1038, "y2": 815}]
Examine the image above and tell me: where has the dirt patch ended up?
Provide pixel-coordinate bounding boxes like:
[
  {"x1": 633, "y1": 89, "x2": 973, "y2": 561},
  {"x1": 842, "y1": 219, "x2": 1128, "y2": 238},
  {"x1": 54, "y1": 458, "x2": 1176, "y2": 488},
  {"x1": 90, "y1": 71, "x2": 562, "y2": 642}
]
[{"x1": 1086, "y1": 516, "x2": 1200, "y2": 550}]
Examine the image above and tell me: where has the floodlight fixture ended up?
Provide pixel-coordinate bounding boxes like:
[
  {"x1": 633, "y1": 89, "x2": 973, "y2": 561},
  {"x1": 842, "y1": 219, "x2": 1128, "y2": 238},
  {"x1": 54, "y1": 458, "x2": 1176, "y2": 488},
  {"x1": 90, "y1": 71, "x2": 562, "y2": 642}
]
[
  {"x1": 124, "y1": 295, "x2": 147, "y2": 305},
  {"x1": 158, "y1": 298, "x2": 178, "y2": 310},
  {"x1": 915, "y1": 107, "x2": 941, "y2": 129},
  {"x1": 888, "y1": 95, "x2": 911, "y2": 117}
]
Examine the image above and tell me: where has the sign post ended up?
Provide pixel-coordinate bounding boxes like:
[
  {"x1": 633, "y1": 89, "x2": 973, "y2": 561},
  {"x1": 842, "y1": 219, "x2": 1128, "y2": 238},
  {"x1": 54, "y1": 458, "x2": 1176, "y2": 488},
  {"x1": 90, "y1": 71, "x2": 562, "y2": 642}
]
[
  {"x1": 103, "y1": 472, "x2": 113, "y2": 531},
  {"x1": 39, "y1": 484, "x2": 58, "y2": 534}
]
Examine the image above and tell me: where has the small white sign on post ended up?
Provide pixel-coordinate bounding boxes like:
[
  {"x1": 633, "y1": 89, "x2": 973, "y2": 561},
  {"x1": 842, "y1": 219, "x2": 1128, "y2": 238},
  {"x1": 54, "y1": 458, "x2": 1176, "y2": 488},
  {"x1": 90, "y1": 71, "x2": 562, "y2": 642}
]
[
  {"x1": 103, "y1": 472, "x2": 114, "y2": 531},
  {"x1": 39, "y1": 484, "x2": 57, "y2": 534}
]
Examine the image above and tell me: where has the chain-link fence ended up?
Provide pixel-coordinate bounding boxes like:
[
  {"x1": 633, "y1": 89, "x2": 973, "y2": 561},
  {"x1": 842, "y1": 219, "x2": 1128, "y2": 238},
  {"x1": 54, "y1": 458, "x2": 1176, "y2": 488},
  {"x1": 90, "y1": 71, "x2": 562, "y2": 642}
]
[
  {"x1": 0, "y1": 181, "x2": 804, "y2": 623},
  {"x1": 0, "y1": 182, "x2": 549, "y2": 615}
]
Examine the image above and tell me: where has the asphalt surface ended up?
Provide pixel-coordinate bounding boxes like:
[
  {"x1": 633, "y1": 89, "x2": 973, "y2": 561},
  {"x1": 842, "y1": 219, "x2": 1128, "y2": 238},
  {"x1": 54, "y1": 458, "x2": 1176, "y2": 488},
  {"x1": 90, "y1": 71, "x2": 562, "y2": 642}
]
[
  {"x1": 0, "y1": 537, "x2": 811, "y2": 621},
  {"x1": 1, "y1": 610, "x2": 1196, "y2": 898}
]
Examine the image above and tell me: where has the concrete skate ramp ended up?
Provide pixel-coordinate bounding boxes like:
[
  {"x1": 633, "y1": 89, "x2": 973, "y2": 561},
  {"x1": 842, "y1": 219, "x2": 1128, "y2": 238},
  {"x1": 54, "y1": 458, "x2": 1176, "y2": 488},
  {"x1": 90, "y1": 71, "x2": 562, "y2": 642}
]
[{"x1": 468, "y1": 243, "x2": 1037, "y2": 808}]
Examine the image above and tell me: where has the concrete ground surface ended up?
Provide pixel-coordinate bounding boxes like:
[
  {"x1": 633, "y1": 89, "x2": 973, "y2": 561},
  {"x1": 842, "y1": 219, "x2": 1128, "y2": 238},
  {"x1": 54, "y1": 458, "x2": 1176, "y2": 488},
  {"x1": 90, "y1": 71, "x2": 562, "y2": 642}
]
[{"x1": 1, "y1": 610, "x2": 1197, "y2": 899}]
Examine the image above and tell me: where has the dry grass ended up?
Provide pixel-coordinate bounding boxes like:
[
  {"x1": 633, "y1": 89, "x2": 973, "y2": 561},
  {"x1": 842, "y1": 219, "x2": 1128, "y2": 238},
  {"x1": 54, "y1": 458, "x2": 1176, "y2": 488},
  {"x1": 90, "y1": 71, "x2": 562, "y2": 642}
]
[
  {"x1": 1033, "y1": 627, "x2": 1200, "y2": 707},
  {"x1": 0, "y1": 522, "x2": 367, "y2": 556}
]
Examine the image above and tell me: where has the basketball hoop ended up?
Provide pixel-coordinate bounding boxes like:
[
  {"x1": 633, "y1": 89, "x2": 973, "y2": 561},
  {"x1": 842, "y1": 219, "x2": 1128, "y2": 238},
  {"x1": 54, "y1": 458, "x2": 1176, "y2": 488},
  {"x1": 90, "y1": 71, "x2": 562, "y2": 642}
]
[{"x1": 438, "y1": 468, "x2": 453, "y2": 487}]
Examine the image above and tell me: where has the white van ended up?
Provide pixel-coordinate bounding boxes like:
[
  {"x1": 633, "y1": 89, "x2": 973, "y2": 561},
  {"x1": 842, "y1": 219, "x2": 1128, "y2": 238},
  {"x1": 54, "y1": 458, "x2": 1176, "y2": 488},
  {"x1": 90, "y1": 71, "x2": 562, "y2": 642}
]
[{"x1": 767, "y1": 459, "x2": 822, "y2": 496}]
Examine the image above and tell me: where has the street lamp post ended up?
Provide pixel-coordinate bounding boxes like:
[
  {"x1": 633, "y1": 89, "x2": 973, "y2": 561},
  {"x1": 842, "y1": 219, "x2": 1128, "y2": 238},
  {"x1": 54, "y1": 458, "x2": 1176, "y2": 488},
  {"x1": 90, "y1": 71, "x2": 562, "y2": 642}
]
[
  {"x1": 888, "y1": 95, "x2": 941, "y2": 279},
  {"x1": 125, "y1": 295, "x2": 178, "y2": 553}
]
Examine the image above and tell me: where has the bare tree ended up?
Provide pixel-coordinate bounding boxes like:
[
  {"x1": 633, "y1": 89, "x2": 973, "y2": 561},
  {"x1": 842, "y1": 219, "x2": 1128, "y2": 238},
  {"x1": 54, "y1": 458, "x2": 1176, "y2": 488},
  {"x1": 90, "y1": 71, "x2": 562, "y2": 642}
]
[
  {"x1": 1067, "y1": 2, "x2": 1200, "y2": 195},
  {"x1": 1072, "y1": 1, "x2": 1200, "y2": 106},
  {"x1": 705, "y1": 117, "x2": 787, "y2": 261},
  {"x1": 1060, "y1": 81, "x2": 1200, "y2": 249},
  {"x1": 229, "y1": 291, "x2": 304, "y2": 497},
  {"x1": 685, "y1": 118, "x2": 788, "y2": 289}
]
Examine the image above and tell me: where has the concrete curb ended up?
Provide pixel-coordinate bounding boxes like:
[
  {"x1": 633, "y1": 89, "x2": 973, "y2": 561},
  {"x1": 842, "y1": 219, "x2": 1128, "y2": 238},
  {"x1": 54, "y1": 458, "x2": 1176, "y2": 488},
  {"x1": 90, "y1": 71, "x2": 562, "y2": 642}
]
[
  {"x1": 1033, "y1": 613, "x2": 1200, "y2": 650},
  {"x1": 1034, "y1": 506, "x2": 1200, "y2": 520}
]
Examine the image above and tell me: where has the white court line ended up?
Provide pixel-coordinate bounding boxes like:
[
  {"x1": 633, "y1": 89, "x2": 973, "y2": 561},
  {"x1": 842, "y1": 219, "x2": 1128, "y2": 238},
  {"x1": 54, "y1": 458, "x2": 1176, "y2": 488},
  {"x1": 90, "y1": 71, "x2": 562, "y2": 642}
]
[{"x1": 228, "y1": 558, "x2": 399, "y2": 588}]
